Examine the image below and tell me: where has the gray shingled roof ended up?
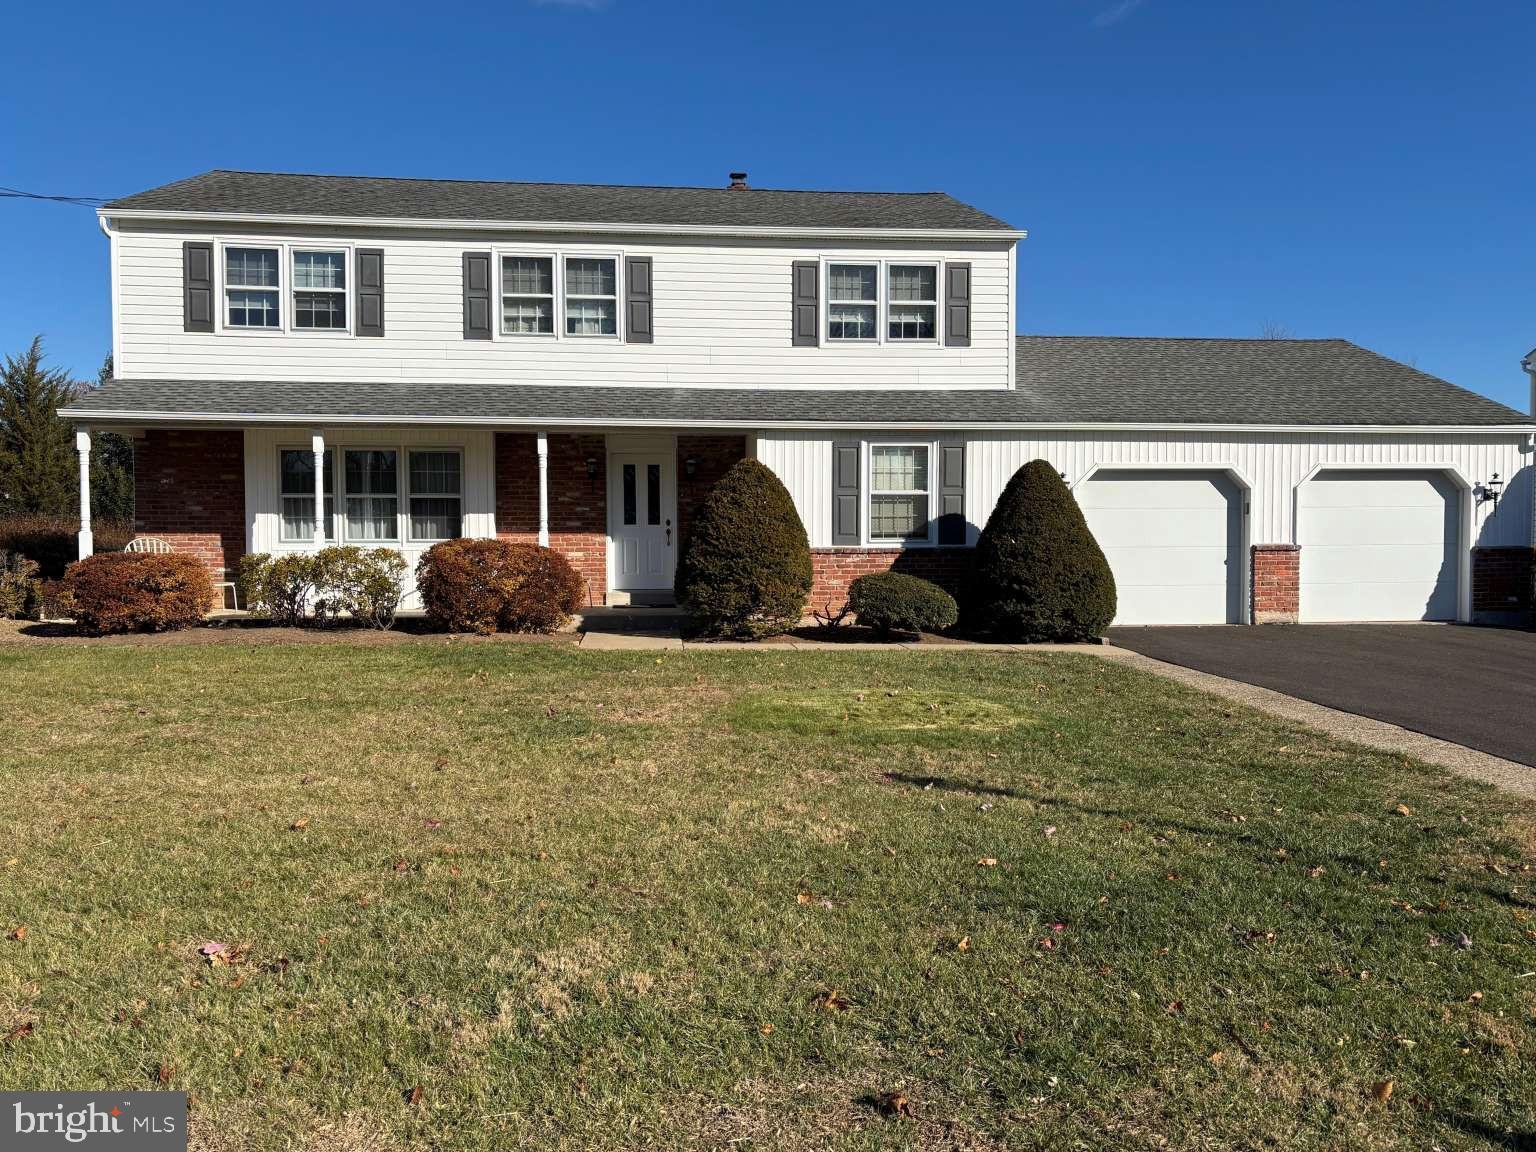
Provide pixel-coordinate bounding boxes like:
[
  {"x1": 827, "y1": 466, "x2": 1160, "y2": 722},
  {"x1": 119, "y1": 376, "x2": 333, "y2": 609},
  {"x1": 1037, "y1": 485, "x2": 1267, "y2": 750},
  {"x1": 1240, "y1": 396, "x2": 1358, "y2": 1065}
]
[
  {"x1": 102, "y1": 170, "x2": 1014, "y2": 232},
  {"x1": 61, "y1": 337, "x2": 1527, "y2": 428}
]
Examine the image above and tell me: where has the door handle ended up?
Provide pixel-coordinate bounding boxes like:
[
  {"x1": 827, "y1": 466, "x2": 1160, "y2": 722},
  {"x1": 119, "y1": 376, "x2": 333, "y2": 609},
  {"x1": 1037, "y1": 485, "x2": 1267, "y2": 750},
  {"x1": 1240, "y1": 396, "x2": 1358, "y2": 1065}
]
[{"x1": 665, "y1": 518, "x2": 672, "y2": 546}]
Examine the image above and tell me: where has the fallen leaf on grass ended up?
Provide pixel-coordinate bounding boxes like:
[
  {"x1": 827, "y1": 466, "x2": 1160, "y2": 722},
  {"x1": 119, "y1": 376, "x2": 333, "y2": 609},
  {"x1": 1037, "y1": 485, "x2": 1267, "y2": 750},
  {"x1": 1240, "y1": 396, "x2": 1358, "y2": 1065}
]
[
  {"x1": 759, "y1": 1023, "x2": 774, "y2": 1036},
  {"x1": 1166, "y1": 1000, "x2": 1185, "y2": 1015},
  {"x1": 1468, "y1": 990, "x2": 1484, "y2": 1004},
  {"x1": 405, "y1": 1086, "x2": 423, "y2": 1106},
  {"x1": 955, "y1": 936, "x2": 970, "y2": 952},
  {"x1": 5, "y1": 1022, "x2": 34, "y2": 1044},
  {"x1": 7, "y1": 926, "x2": 25, "y2": 942},
  {"x1": 157, "y1": 1063, "x2": 174, "y2": 1085},
  {"x1": 1208, "y1": 1051, "x2": 1225, "y2": 1065},
  {"x1": 1454, "y1": 932, "x2": 1473, "y2": 950},
  {"x1": 1371, "y1": 1080, "x2": 1394, "y2": 1103},
  {"x1": 393, "y1": 859, "x2": 411, "y2": 873},
  {"x1": 289, "y1": 817, "x2": 309, "y2": 831},
  {"x1": 1043, "y1": 825, "x2": 1057, "y2": 838},
  {"x1": 424, "y1": 819, "x2": 442, "y2": 831},
  {"x1": 796, "y1": 893, "x2": 812, "y2": 905},
  {"x1": 1394, "y1": 804, "x2": 1412, "y2": 818},
  {"x1": 1307, "y1": 866, "x2": 1325, "y2": 878},
  {"x1": 978, "y1": 858, "x2": 997, "y2": 868},
  {"x1": 874, "y1": 1090, "x2": 912, "y2": 1118},
  {"x1": 814, "y1": 989, "x2": 852, "y2": 1013}
]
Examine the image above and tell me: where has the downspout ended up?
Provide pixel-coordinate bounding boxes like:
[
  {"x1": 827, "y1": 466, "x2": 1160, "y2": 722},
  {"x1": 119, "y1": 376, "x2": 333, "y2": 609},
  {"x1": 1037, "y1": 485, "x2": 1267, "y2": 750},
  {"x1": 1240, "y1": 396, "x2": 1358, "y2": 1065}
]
[{"x1": 1525, "y1": 348, "x2": 1536, "y2": 554}]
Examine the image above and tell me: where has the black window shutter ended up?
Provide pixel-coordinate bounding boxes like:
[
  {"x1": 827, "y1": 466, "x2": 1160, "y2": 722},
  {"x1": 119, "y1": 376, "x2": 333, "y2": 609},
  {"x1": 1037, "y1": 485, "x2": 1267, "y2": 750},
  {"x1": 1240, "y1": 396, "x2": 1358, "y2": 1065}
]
[
  {"x1": 938, "y1": 444, "x2": 966, "y2": 544},
  {"x1": 625, "y1": 256, "x2": 653, "y2": 343},
  {"x1": 463, "y1": 251, "x2": 491, "y2": 339},
  {"x1": 792, "y1": 260, "x2": 819, "y2": 347},
  {"x1": 183, "y1": 241, "x2": 214, "y2": 333},
  {"x1": 355, "y1": 248, "x2": 385, "y2": 337},
  {"x1": 831, "y1": 442, "x2": 860, "y2": 545},
  {"x1": 944, "y1": 262, "x2": 971, "y2": 347}
]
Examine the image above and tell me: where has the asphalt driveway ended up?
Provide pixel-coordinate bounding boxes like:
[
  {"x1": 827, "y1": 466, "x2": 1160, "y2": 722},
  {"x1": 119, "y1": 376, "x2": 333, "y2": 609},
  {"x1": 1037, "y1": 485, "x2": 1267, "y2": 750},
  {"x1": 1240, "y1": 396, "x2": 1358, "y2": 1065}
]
[{"x1": 1108, "y1": 624, "x2": 1536, "y2": 767}]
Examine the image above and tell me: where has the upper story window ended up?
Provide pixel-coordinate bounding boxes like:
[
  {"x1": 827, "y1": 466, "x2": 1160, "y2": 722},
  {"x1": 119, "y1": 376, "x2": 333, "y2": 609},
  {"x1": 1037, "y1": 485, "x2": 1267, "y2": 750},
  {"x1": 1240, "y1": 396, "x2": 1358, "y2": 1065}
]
[
  {"x1": 564, "y1": 257, "x2": 617, "y2": 336},
  {"x1": 502, "y1": 256, "x2": 555, "y2": 335},
  {"x1": 827, "y1": 263, "x2": 878, "y2": 341},
  {"x1": 225, "y1": 247, "x2": 280, "y2": 328},
  {"x1": 887, "y1": 265, "x2": 937, "y2": 341},
  {"x1": 293, "y1": 250, "x2": 347, "y2": 330},
  {"x1": 869, "y1": 445, "x2": 931, "y2": 542}
]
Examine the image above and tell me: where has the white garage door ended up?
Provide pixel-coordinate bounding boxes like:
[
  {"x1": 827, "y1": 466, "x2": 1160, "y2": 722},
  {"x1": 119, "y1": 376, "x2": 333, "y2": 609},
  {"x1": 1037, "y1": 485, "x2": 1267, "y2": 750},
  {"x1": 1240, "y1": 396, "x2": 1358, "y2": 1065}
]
[
  {"x1": 1078, "y1": 470, "x2": 1243, "y2": 626},
  {"x1": 1298, "y1": 470, "x2": 1459, "y2": 622}
]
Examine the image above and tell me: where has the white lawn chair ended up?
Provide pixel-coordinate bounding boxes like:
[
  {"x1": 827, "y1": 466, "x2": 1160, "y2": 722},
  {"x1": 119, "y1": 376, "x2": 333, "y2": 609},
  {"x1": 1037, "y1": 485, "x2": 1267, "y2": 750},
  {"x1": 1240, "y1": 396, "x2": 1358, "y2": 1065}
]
[{"x1": 124, "y1": 537, "x2": 240, "y2": 611}]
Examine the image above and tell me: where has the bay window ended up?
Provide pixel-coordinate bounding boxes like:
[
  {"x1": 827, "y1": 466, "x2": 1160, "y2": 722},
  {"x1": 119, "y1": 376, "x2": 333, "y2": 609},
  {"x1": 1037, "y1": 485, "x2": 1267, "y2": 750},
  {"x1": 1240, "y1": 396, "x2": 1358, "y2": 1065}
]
[
  {"x1": 225, "y1": 247, "x2": 280, "y2": 328},
  {"x1": 344, "y1": 450, "x2": 399, "y2": 542},
  {"x1": 408, "y1": 451, "x2": 463, "y2": 541},
  {"x1": 279, "y1": 448, "x2": 334, "y2": 542},
  {"x1": 292, "y1": 250, "x2": 347, "y2": 330},
  {"x1": 502, "y1": 256, "x2": 555, "y2": 335},
  {"x1": 827, "y1": 263, "x2": 878, "y2": 341},
  {"x1": 869, "y1": 445, "x2": 931, "y2": 541},
  {"x1": 564, "y1": 257, "x2": 618, "y2": 336},
  {"x1": 887, "y1": 264, "x2": 937, "y2": 340}
]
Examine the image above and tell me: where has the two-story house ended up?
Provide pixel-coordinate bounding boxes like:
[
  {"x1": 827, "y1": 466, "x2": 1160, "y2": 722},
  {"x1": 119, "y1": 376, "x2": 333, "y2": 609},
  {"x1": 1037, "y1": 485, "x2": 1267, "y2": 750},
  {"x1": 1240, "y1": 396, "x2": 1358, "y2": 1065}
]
[{"x1": 63, "y1": 169, "x2": 1535, "y2": 625}]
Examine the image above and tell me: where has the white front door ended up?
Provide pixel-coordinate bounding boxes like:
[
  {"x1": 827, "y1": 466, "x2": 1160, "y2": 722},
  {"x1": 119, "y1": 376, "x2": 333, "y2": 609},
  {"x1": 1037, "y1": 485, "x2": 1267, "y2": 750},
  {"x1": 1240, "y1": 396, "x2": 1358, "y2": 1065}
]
[{"x1": 609, "y1": 452, "x2": 676, "y2": 591}]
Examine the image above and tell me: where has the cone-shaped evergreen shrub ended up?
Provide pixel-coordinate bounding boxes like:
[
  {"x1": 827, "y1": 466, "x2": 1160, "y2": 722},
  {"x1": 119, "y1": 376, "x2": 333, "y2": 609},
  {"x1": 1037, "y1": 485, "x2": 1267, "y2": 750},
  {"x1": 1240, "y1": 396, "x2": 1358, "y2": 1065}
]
[
  {"x1": 676, "y1": 459, "x2": 812, "y2": 638},
  {"x1": 966, "y1": 459, "x2": 1116, "y2": 641}
]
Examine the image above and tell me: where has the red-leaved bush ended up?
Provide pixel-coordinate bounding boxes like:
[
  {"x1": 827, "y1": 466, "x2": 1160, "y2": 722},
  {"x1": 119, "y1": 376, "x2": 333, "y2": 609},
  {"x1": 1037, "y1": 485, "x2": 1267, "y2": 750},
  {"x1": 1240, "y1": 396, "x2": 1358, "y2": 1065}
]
[
  {"x1": 62, "y1": 552, "x2": 213, "y2": 635},
  {"x1": 415, "y1": 538, "x2": 583, "y2": 634}
]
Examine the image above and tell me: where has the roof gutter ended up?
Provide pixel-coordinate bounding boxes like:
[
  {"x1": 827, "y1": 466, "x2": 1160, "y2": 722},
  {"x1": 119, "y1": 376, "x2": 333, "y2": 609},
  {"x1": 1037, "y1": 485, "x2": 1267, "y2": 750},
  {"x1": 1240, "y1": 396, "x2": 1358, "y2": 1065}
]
[
  {"x1": 58, "y1": 407, "x2": 1536, "y2": 435},
  {"x1": 96, "y1": 207, "x2": 1025, "y2": 243}
]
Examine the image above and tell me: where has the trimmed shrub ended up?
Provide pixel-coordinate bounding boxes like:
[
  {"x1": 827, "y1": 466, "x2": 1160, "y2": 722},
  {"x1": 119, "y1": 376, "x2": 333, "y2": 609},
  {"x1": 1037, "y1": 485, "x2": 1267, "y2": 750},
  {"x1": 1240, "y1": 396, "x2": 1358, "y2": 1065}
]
[
  {"x1": 62, "y1": 552, "x2": 213, "y2": 635},
  {"x1": 239, "y1": 547, "x2": 408, "y2": 629},
  {"x1": 416, "y1": 538, "x2": 583, "y2": 634},
  {"x1": 675, "y1": 459, "x2": 812, "y2": 638},
  {"x1": 0, "y1": 552, "x2": 41, "y2": 620},
  {"x1": 847, "y1": 571, "x2": 958, "y2": 639},
  {"x1": 0, "y1": 516, "x2": 133, "y2": 579},
  {"x1": 966, "y1": 459, "x2": 1116, "y2": 642},
  {"x1": 322, "y1": 546, "x2": 407, "y2": 630}
]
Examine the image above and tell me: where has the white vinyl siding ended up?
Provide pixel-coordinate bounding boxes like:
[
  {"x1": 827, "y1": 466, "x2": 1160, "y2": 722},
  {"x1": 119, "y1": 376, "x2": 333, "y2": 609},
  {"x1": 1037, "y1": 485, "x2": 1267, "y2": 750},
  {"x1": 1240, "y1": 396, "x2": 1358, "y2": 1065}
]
[{"x1": 116, "y1": 227, "x2": 1013, "y2": 387}]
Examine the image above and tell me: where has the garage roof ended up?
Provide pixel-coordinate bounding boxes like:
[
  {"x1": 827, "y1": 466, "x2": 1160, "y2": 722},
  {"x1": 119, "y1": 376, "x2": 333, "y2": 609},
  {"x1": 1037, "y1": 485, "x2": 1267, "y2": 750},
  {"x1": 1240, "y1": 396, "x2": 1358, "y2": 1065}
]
[{"x1": 61, "y1": 337, "x2": 1528, "y2": 429}]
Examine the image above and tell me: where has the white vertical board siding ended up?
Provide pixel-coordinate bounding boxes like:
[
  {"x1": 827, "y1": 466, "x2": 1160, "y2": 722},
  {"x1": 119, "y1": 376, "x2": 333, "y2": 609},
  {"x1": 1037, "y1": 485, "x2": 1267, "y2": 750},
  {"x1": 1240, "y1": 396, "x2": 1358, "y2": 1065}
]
[
  {"x1": 759, "y1": 429, "x2": 1531, "y2": 550},
  {"x1": 244, "y1": 426, "x2": 496, "y2": 608},
  {"x1": 116, "y1": 224, "x2": 1013, "y2": 390}
]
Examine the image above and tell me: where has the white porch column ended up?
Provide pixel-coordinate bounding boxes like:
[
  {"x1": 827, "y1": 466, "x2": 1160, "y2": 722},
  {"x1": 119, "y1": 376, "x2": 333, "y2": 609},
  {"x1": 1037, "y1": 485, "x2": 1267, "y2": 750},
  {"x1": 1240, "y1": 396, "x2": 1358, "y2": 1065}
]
[
  {"x1": 75, "y1": 428, "x2": 93, "y2": 559},
  {"x1": 536, "y1": 432, "x2": 551, "y2": 547},
  {"x1": 311, "y1": 431, "x2": 326, "y2": 548}
]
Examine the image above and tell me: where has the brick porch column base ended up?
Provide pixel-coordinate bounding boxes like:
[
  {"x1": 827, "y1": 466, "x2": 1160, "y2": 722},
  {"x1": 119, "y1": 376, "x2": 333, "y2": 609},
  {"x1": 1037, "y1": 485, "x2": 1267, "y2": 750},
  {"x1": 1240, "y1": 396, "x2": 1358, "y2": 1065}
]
[
  {"x1": 1251, "y1": 544, "x2": 1300, "y2": 624},
  {"x1": 1471, "y1": 546, "x2": 1534, "y2": 626}
]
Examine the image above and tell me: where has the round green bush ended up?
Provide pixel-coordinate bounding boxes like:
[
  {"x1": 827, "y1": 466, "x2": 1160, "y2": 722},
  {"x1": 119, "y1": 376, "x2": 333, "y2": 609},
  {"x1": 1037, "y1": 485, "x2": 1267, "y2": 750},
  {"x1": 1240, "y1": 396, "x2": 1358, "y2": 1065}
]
[
  {"x1": 675, "y1": 459, "x2": 812, "y2": 638},
  {"x1": 847, "y1": 571, "x2": 959, "y2": 638},
  {"x1": 966, "y1": 459, "x2": 1117, "y2": 642},
  {"x1": 62, "y1": 551, "x2": 213, "y2": 635},
  {"x1": 416, "y1": 538, "x2": 583, "y2": 634}
]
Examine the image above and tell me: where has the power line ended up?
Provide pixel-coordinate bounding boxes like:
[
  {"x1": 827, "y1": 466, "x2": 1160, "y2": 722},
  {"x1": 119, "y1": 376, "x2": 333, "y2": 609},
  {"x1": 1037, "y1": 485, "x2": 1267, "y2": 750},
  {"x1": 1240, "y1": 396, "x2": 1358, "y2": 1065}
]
[{"x1": 0, "y1": 186, "x2": 108, "y2": 207}]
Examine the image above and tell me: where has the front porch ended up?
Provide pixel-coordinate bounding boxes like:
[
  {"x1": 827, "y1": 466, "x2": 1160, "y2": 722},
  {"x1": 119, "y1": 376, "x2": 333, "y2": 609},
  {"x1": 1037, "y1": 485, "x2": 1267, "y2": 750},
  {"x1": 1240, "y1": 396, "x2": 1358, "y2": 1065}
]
[{"x1": 76, "y1": 425, "x2": 751, "y2": 608}]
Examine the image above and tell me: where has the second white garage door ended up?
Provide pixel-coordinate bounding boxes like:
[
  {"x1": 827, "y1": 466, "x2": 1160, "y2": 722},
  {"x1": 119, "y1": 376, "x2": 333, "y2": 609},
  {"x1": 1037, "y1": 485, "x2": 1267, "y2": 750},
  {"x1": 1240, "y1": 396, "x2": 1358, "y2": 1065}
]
[
  {"x1": 1298, "y1": 470, "x2": 1459, "y2": 622},
  {"x1": 1077, "y1": 470, "x2": 1244, "y2": 626}
]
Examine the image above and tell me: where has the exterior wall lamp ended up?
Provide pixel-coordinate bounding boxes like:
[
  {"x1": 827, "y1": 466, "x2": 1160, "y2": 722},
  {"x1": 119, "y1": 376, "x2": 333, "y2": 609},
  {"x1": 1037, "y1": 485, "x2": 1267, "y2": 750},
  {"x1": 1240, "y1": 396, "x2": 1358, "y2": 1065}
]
[
  {"x1": 1477, "y1": 473, "x2": 1503, "y2": 508},
  {"x1": 684, "y1": 457, "x2": 699, "y2": 479},
  {"x1": 585, "y1": 457, "x2": 599, "y2": 485}
]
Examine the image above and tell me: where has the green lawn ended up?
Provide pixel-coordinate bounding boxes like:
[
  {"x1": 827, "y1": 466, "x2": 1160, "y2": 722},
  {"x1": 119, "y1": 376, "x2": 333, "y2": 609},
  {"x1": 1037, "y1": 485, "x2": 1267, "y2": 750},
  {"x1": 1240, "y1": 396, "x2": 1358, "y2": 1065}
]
[{"x1": 0, "y1": 639, "x2": 1532, "y2": 1150}]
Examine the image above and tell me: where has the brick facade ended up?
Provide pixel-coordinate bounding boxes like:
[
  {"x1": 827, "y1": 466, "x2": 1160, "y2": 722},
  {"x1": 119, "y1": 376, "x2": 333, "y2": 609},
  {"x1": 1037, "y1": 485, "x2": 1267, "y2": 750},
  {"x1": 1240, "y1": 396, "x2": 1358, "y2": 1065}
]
[
  {"x1": 676, "y1": 435, "x2": 747, "y2": 548},
  {"x1": 1251, "y1": 544, "x2": 1300, "y2": 624},
  {"x1": 133, "y1": 429, "x2": 246, "y2": 575},
  {"x1": 495, "y1": 432, "x2": 608, "y2": 606},
  {"x1": 808, "y1": 547, "x2": 972, "y2": 614},
  {"x1": 1471, "y1": 546, "x2": 1534, "y2": 625}
]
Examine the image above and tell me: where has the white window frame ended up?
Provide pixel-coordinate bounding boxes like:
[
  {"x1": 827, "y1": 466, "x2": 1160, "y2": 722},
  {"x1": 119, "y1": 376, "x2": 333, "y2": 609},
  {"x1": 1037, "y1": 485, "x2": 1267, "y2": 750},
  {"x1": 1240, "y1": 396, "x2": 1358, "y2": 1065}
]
[
  {"x1": 824, "y1": 260, "x2": 881, "y2": 344},
  {"x1": 562, "y1": 252, "x2": 622, "y2": 340},
  {"x1": 219, "y1": 243, "x2": 284, "y2": 334},
  {"x1": 290, "y1": 248, "x2": 352, "y2": 335},
  {"x1": 864, "y1": 439, "x2": 939, "y2": 547},
  {"x1": 488, "y1": 246, "x2": 627, "y2": 343},
  {"x1": 405, "y1": 448, "x2": 464, "y2": 544},
  {"x1": 277, "y1": 446, "x2": 337, "y2": 544},
  {"x1": 885, "y1": 262, "x2": 940, "y2": 343},
  {"x1": 497, "y1": 251, "x2": 558, "y2": 338},
  {"x1": 215, "y1": 240, "x2": 355, "y2": 337},
  {"x1": 341, "y1": 447, "x2": 403, "y2": 545}
]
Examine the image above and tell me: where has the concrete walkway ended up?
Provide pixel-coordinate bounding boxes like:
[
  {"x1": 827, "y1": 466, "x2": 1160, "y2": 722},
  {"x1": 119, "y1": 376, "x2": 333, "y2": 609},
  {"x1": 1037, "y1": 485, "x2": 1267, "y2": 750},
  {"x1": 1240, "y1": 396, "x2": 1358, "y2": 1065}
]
[{"x1": 575, "y1": 627, "x2": 1536, "y2": 798}]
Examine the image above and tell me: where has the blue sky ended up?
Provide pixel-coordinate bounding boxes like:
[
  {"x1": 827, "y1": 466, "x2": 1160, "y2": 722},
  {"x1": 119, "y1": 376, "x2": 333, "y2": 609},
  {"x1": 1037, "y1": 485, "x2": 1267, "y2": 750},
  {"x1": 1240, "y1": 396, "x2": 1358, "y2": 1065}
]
[{"x1": 2, "y1": 0, "x2": 1532, "y2": 408}]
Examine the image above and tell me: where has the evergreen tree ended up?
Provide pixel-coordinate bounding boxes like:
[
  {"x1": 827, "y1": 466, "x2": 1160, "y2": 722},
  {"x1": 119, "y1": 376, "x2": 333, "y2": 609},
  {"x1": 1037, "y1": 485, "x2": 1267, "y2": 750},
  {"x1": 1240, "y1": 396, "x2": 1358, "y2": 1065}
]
[
  {"x1": 89, "y1": 355, "x2": 134, "y2": 524},
  {"x1": 0, "y1": 337, "x2": 76, "y2": 517}
]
